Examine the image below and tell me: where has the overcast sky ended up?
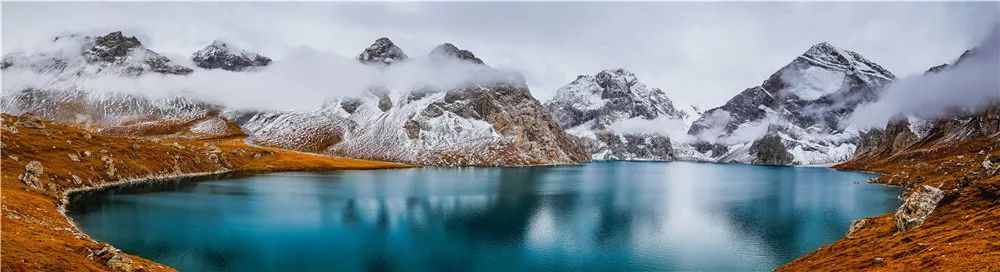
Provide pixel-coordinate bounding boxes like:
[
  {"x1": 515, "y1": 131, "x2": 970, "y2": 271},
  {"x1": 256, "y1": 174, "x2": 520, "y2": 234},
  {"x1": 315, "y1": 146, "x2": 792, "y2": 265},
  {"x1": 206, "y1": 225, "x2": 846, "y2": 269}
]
[{"x1": 3, "y1": 2, "x2": 998, "y2": 110}]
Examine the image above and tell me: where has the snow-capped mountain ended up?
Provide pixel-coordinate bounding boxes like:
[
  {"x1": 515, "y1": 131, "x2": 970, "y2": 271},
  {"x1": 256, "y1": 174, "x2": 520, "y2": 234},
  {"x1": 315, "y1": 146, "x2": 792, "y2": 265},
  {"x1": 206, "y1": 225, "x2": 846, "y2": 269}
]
[
  {"x1": 0, "y1": 31, "x2": 218, "y2": 130},
  {"x1": 191, "y1": 40, "x2": 271, "y2": 71},
  {"x1": 241, "y1": 39, "x2": 590, "y2": 166},
  {"x1": 544, "y1": 68, "x2": 687, "y2": 160},
  {"x1": 1, "y1": 31, "x2": 192, "y2": 78},
  {"x1": 684, "y1": 42, "x2": 896, "y2": 165},
  {"x1": 357, "y1": 37, "x2": 408, "y2": 65}
]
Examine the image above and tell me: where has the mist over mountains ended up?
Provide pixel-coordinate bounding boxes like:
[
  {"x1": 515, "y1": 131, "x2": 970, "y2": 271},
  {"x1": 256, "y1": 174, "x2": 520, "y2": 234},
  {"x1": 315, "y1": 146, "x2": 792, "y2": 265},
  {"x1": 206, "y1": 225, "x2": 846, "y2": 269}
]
[
  {"x1": 850, "y1": 24, "x2": 1000, "y2": 129},
  {"x1": 2, "y1": 21, "x2": 997, "y2": 166},
  {"x1": 1, "y1": 32, "x2": 525, "y2": 112}
]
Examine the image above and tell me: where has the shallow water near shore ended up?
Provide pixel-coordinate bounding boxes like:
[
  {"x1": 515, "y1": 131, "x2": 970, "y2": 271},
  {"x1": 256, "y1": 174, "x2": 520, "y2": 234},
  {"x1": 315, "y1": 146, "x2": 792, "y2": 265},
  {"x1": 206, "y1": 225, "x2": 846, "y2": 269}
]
[{"x1": 67, "y1": 161, "x2": 901, "y2": 271}]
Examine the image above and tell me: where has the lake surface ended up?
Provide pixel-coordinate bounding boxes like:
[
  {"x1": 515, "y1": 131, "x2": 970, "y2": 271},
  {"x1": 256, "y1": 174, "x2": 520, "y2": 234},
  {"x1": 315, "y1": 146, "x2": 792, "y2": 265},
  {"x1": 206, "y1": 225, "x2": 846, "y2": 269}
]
[{"x1": 68, "y1": 162, "x2": 900, "y2": 271}]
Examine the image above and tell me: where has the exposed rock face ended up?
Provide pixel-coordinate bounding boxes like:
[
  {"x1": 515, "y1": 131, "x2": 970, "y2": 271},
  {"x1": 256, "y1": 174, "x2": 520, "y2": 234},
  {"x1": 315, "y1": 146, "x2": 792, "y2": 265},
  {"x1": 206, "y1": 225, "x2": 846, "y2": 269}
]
[
  {"x1": 853, "y1": 117, "x2": 919, "y2": 159},
  {"x1": 581, "y1": 132, "x2": 674, "y2": 161},
  {"x1": 191, "y1": 40, "x2": 271, "y2": 71},
  {"x1": 853, "y1": 102, "x2": 999, "y2": 163},
  {"x1": 544, "y1": 68, "x2": 687, "y2": 161},
  {"x1": 748, "y1": 131, "x2": 794, "y2": 165},
  {"x1": 241, "y1": 39, "x2": 589, "y2": 166},
  {"x1": 357, "y1": 37, "x2": 408, "y2": 65},
  {"x1": 894, "y1": 185, "x2": 945, "y2": 232},
  {"x1": 429, "y1": 43, "x2": 484, "y2": 65},
  {"x1": 19, "y1": 160, "x2": 44, "y2": 190},
  {"x1": 686, "y1": 42, "x2": 895, "y2": 165},
  {"x1": 2, "y1": 31, "x2": 192, "y2": 76}
]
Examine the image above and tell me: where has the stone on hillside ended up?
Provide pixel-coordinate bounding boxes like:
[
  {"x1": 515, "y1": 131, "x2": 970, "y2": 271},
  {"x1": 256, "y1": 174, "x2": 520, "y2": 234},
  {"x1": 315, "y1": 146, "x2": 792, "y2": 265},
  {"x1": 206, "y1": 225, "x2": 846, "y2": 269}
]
[
  {"x1": 983, "y1": 155, "x2": 1000, "y2": 177},
  {"x1": 71, "y1": 174, "x2": 83, "y2": 185},
  {"x1": 847, "y1": 217, "x2": 869, "y2": 237},
  {"x1": 68, "y1": 153, "x2": 81, "y2": 162},
  {"x1": 894, "y1": 185, "x2": 945, "y2": 232},
  {"x1": 101, "y1": 156, "x2": 117, "y2": 177},
  {"x1": 90, "y1": 243, "x2": 138, "y2": 272},
  {"x1": 19, "y1": 160, "x2": 44, "y2": 190}
]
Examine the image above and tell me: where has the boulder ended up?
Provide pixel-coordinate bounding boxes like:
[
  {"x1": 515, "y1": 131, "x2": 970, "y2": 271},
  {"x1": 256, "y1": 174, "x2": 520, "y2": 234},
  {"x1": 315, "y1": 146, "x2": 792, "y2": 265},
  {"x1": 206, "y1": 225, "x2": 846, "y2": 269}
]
[
  {"x1": 100, "y1": 156, "x2": 117, "y2": 177},
  {"x1": 847, "y1": 217, "x2": 869, "y2": 237},
  {"x1": 18, "y1": 160, "x2": 44, "y2": 190},
  {"x1": 894, "y1": 185, "x2": 945, "y2": 232}
]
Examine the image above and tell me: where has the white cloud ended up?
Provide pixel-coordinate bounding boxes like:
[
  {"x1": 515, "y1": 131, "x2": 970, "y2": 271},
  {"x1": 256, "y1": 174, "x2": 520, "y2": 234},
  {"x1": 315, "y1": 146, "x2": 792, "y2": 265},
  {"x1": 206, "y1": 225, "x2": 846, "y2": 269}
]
[
  {"x1": 2, "y1": 2, "x2": 997, "y2": 111},
  {"x1": 850, "y1": 24, "x2": 1000, "y2": 128}
]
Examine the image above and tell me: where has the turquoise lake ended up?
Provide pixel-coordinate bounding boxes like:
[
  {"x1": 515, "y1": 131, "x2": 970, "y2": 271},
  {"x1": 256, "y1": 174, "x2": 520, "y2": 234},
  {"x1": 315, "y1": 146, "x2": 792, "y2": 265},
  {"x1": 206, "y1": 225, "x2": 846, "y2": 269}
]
[{"x1": 67, "y1": 161, "x2": 901, "y2": 271}]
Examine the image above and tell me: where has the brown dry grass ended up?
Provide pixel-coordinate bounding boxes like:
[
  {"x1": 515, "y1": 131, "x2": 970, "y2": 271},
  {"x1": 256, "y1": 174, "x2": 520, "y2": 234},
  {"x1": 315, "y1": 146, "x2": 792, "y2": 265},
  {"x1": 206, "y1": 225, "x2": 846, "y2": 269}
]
[
  {"x1": 0, "y1": 114, "x2": 405, "y2": 271},
  {"x1": 778, "y1": 137, "x2": 1000, "y2": 271}
]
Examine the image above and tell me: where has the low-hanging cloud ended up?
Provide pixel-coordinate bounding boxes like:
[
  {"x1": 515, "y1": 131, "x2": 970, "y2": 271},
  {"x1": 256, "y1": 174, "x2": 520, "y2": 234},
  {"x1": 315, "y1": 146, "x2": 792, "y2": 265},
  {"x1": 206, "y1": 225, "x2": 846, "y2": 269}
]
[
  {"x1": 3, "y1": 2, "x2": 995, "y2": 111},
  {"x1": 1, "y1": 40, "x2": 523, "y2": 111},
  {"x1": 850, "y1": 24, "x2": 1000, "y2": 129}
]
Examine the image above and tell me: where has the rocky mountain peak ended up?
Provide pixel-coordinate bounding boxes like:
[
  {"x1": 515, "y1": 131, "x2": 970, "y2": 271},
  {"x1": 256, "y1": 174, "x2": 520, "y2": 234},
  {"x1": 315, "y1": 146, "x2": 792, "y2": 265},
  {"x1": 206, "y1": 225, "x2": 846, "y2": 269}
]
[
  {"x1": 685, "y1": 43, "x2": 898, "y2": 165},
  {"x1": 547, "y1": 68, "x2": 685, "y2": 129},
  {"x1": 594, "y1": 68, "x2": 639, "y2": 94},
  {"x1": 429, "y1": 43, "x2": 484, "y2": 65},
  {"x1": 544, "y1": 68, "x2": 686, "y2": 161},
  {"x1": 799, "y1": 42, "x2": 895, "y2": 81},
  {"x1": 88, "y1": 31, "x2": 144, "y2": 63},
  {"x1": 2, "y1": 31, "x2": 193, "y2": 76},
  {"x1": 192, "y1": 40, "x2": 271, "y2": 71},
  {"x1": 357, "y1": 37, "x2": 408, "y2": 65}
]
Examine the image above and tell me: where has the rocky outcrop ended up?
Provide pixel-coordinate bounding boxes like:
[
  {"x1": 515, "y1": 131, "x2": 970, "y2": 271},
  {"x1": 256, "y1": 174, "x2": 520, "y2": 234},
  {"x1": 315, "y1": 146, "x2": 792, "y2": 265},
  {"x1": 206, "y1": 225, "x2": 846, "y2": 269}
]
[
  {"x1": 544, "y1": 68, "x2": 686, "y2": 161},
  {"x1": 894, "y1": 185, "x2": 945, "y2": 232},
  {"x1": 686, "y1": 42, "x2": 895, "y2": 164},
  {"x1": 748, "y1": 132, "x2": 794, "y2": 165},
  {"x1": 853, "y1": 117, "x2": 918, "y2": 159},
  {"x1": 357, "y1": 37, "x2": 408, "y2": 65},
  {"x1": 580, "y1": 133, "x2": 674, "y2": 161},
  {"x1": 855, "y1": 102, "x2": 1000, "y2": 162},
  {"x1": 191, "y1": 41, "x2": 271, "y2": 71}
]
